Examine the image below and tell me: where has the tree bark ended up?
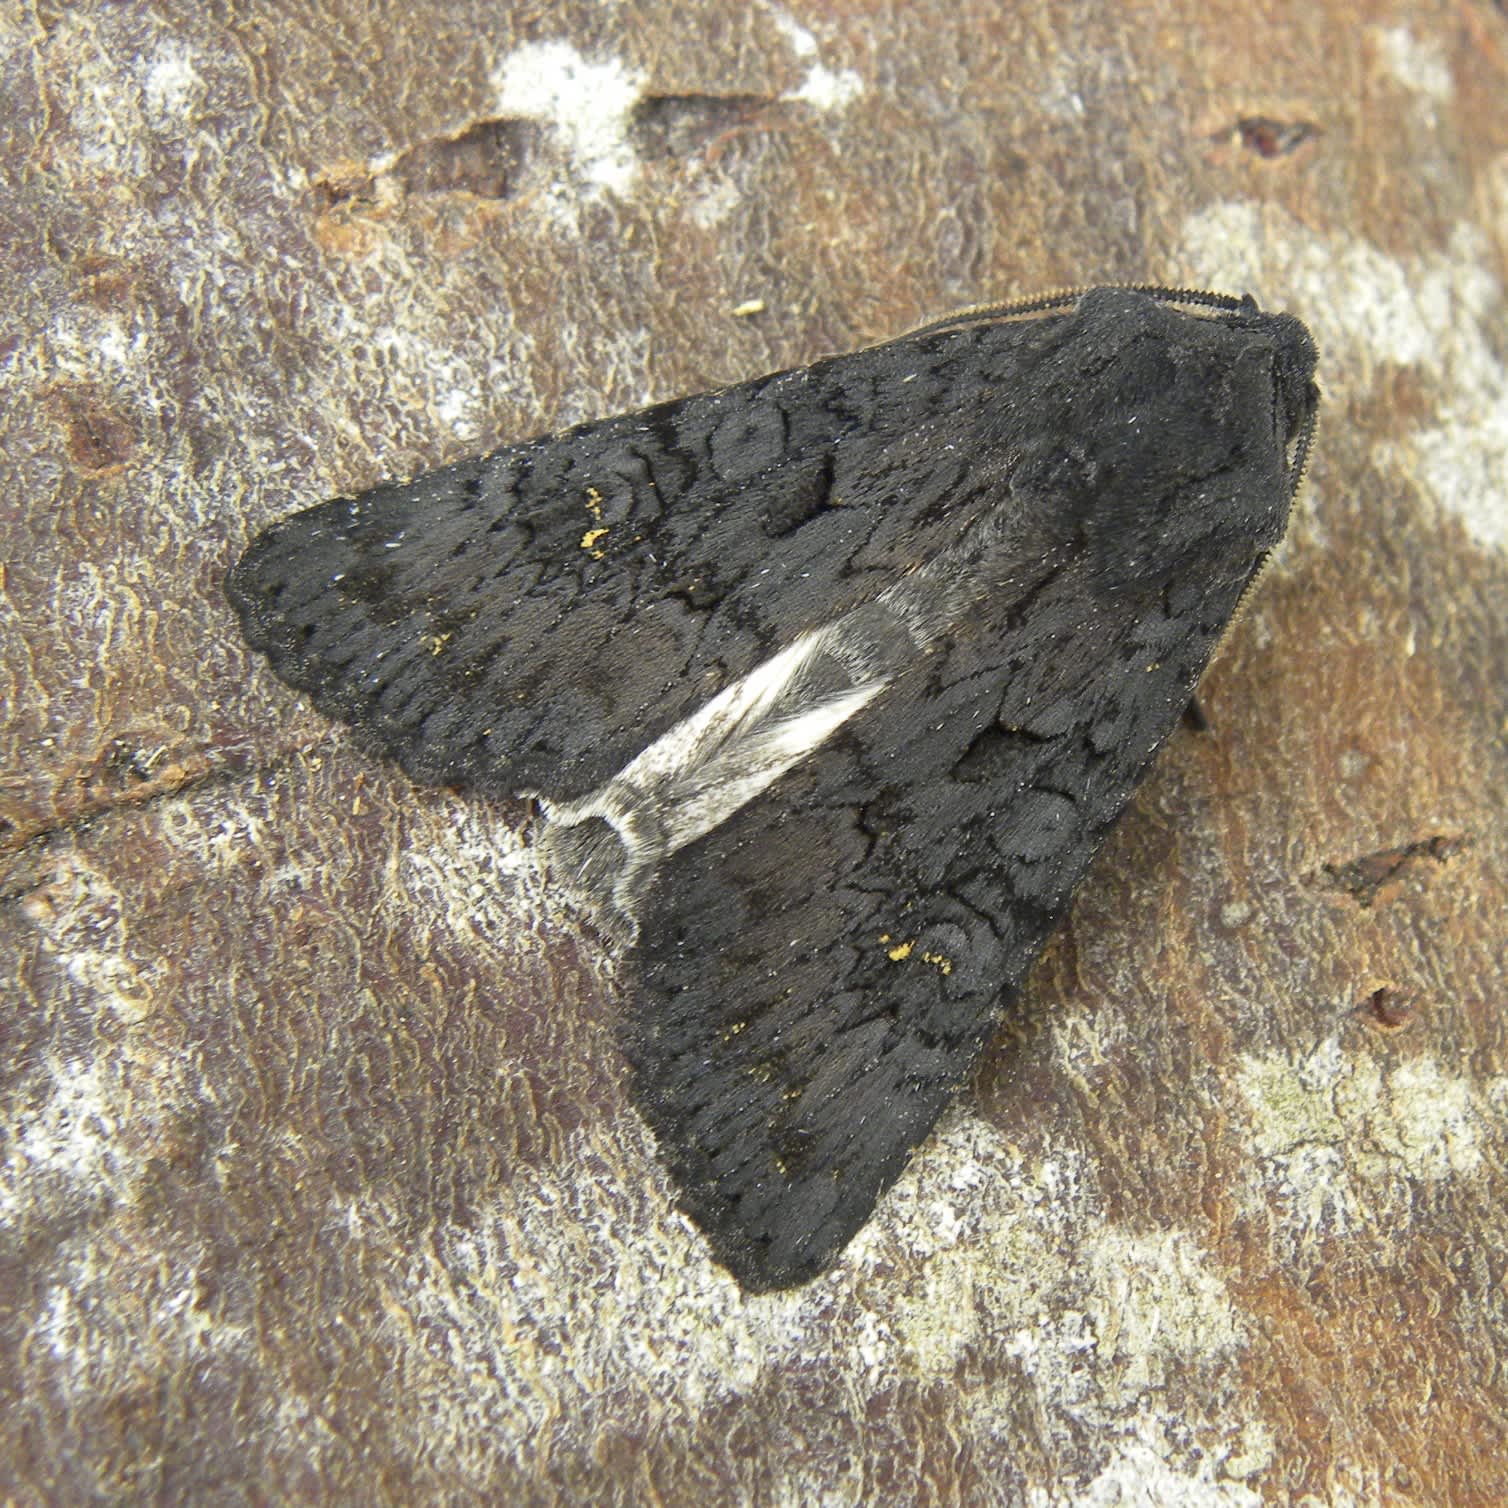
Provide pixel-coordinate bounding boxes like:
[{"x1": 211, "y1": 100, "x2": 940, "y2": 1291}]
[{"x1": 2, "y1": 2, "x2": 1505, "y2": 1503}]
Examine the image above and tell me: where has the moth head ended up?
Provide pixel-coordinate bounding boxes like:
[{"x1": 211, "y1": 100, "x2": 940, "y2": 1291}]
[
  {"x1": 1267, "y1": 312, "x2": 1321, "y2": 482},
  {"x1": 1014, "y1": 289, "x2": 1319, "y2": 594}
]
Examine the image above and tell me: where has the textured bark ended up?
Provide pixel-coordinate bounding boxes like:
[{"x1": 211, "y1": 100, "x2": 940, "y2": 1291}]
[{"x1": 1, "y1": 2, "x2": 1505, "y2": 1504}]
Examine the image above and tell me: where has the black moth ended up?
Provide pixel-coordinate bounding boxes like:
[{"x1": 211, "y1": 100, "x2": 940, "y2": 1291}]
[{"x1": 227, "y1": 286, "x2": 1319, "y2": 1291}]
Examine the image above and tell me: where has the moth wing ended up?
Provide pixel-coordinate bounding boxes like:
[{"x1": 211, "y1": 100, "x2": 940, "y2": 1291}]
[
  {"x1": 225, "y1": 331, "x2": 1014, "y2": 802},
  {"x1": 622, "y1": 559, "x2": 1241, "y2": 1291}
]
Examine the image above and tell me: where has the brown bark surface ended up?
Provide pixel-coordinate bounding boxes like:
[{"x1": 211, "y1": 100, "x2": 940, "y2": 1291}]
[{"x1": 2, "y1": 2, "x2": 1505, "y2": 1503}]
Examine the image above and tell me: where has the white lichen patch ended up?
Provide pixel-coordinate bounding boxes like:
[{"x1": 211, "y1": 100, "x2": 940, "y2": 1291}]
[
  {"x1": 768, "y1": 5, "x2": 820, "y2": 59},
  {"x1": 1235, "y1": 1036, "x2": 1486, "y2": 1251},
  {"x1": 29, "y1": 1238, "x2": 248, "y2": 1410},
  {"x1": 865, "y1": 1117, "x2": 1265, "y2": 1504},
  {"x1": 1050, "y1": 996, "x2": 1132, "y2": 1080},
  {"x1": 0, "y1": 1060, "x2": 125, "y2": 1226},
  {"x1": 686, "y1": 176, "x2": 741, "y2": 229},
  {"x1": 876, "y1": 1115, "x2": 1091, "y2": 1371},
  {"x1": 371, "y1": 1112, "x2": 1011, "y2": 1471},
  {"x1": 1029, "y1": 1421, "x2": 1266, "y2": 1508},
  {"x1": 430, "y1": 368, "x2": 486, "y2": 439},
  {"x1": 879, "y1": 1114, "x2": 1247, "y2": 1407},
  {"x1": 991, "y1": 1223, "x2": 1247, "y2": 1428},
  {"x1": 1080, "y1": 1228, "x2": 1245, "y2": 1389},
  {"x1": 1382, "y1": 1057, "x2": 1484, "y2": 1175},
  {"x1": 344, "y1": 322, "x2": 535, "y2": 451},
  {"x1": 5, "y1": 1059, "x2": 236, "y2": 1407},
  {"x1": 1178, "y1": 204, "x2": 1508, "y2": 551},
  {"x1": 367, "y1": 1124, "x2": 822, "y2": 1481},
  {"x1": 398, "y1": 800, "x2": 541, "y2": 952},
  {"x1": 491, "y1": 41, "x2": 645, "y2": 194},
  {"x1": 139, "y1": 38, "x2": 206, "y2": 127},
  {"x1": 768, "y1": 5, "x2": 864, "y2": 111},
  {"x1": 1220, "y1": 900, "x2": 1255, "y2": 929},
  {"x1": 344, "y1": 1090, "x2": 1279, "y2": 1502},
  {"x1": 790, "y1": 63, "x2": 864, "y2": 113},
  {"x1": 46, "y1": 305, "x2": 141, "y2": 378},
  {"x1": 1373, "y1": 26, "x2": 1454, "y2": 103},
  {"x1": 6, "y1": 848, "x2": 202, "y2": 1243},
  {"x1": 18, "y1": 852, "x2": 159, "y2": 1022},
  {"x1": 54, "y1": 33, "x2": 151, "y2": 175},
  {"x1": 1037, "y1": 66, "x2": 1089, "y2": 123}
]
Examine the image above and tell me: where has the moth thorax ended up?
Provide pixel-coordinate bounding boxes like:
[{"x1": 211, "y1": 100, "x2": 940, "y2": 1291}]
[{"x1": 536, "y1": 812, "x2": 644, "y2": 939}]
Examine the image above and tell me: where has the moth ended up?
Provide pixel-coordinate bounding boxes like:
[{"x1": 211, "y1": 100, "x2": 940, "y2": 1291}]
[{"x1": 227, "y1": 286, "x2": 1319, "y2": 1291}]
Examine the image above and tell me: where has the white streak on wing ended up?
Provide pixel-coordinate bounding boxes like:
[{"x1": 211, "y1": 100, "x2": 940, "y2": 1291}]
[
  {"x1": 671, "y1": 675, "x2": 887, "y2": 846},
  {"x1": 541, "y1": 620, "x2": 890, "y2": 864},
  {"x1": 536, "y1": 508, "x2": 1024, "y2": 931}
]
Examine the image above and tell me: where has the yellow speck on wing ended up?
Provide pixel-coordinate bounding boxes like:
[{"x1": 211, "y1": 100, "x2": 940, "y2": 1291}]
[
  {"x1": 584, "y1": 485, "x2": 604, "y2": 520},
  {"x1": 724, "y1": 1021, "x2": 747, "y2": 1039},
  {"x1": 922, "y1": 951, "x2": 954, "y2": 976},
  {"x1": 886, "y1": 939, "x2": 915, "y2": 962},
  {"x1": 581, "y1": 527, "x2": 609, "y2": 559},
  {"x1": 428, "y1": 631, "x2": 451, "y2": 655}
]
